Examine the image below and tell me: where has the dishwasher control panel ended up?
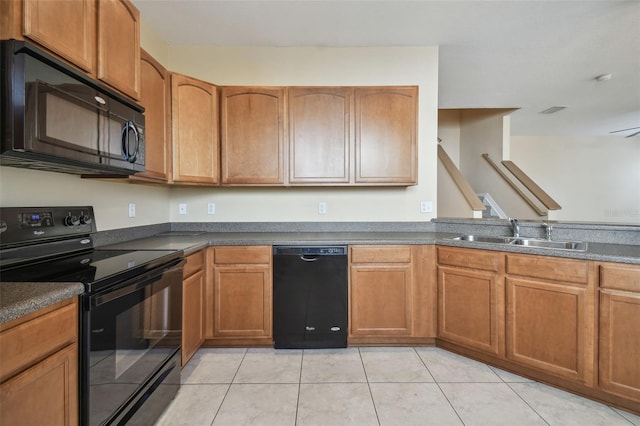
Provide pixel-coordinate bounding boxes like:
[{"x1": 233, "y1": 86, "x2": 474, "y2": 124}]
[{"x1": 273, "y1": 246, "x2": 347, "y2": 256}]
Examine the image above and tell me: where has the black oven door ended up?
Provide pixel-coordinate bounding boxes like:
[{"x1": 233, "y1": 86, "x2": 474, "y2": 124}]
[{"x1": 82, "y1": 260, "x2": 183, "y2": 426}]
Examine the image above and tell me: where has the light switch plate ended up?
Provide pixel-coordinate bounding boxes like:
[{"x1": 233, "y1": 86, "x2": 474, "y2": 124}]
[
  {"x1": 208, "y1": 203, "x2": 216, "y2": 215},
  {"x1": 318, "y1": 202, "x2": 327, "y2": 215},
  {"x1": 128, "y1": 203, "x2": 136, "y2": 218}
]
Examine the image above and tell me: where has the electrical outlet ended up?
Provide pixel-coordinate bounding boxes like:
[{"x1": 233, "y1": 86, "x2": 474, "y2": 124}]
[
  {"x1": 318, "y1": 202, "x2": 327, "y2": 215},
  {"x1": 420, "y1": 201, "x2": 433, "y2": 213},
  {"x1": 128, "y1": 203, "x2": 136, "y2": 218},
  {"x1": 207, "y1": 203, "x2": 216, "y2": 215},
  {"x1": 178, "y1": 203, "x2": 187, "y2": 215}
]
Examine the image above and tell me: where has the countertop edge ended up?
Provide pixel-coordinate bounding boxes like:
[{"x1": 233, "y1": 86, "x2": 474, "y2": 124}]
[{"x1": 0, "y1": 282, "x2": 84, "y2": 325}]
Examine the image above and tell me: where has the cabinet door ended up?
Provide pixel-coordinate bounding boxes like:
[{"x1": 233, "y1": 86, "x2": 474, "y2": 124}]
[
  {"x1": 0, "y1": 343, "x2": 78, "y2": 426},
  {"x1": 506, "y1": 277, "x2": 589, "y2": 382},
  {"x1": 354, "y1": 86, "x2": 417, "y2": 185},
  {"x1": 22, "y1": 0, "x2": 96, "y2": 72},
  {"x1": 599, "y1": 289, "x2": 640, "y2": 401},
  {"x1": 220, "y1": 87, "x2": 285, "y2": 185},
  {"x1": 288, "y1": 87, "x2": 352, "y2": 184},
  {"x1": 182, "y1": 270, "x2": 204, "y2": 366},
  {"x1": 133, "y1": 49, "x2": 170, "y2": 182},
  {"x1": 213, "y1": 265, "x2": 272, "y2": 338},
  {"x1": 97, "y1": 0, "x2": 140, "y2": 99},
  {"x1": 171, "y1": 73, "x2": 219, "y2": 184},
  {"x1": 438, "y1": 266, "x2": 501, "y2": 355}
]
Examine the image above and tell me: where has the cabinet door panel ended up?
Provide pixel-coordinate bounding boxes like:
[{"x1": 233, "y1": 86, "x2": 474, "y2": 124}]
[
  {"x1": 23, "y1": 0, "x2": 95, "y2": 72},
  {"x1": 182, "y1": 270, "x2": 204, "y2": 366},
  {"x1": 438, "y1": 266, "x2": 500, "y2": 355},
  {"x1": 289, "y1": 87, "x2": 352, "y2": 183},
  {"x1": 171, "y1": 73, "x2": 219, "y2": 184},
  {"x1": 506, "y1": 277, "x2": 587, "y2": 382},
  {"x1": 355, "y1": 87, "x2": 417, "y2": 184},
  {"x1": 599, "y1": 290, "x2": 640, "y2": 401},
  {"x1": 97, "y1": 0, "x2": 140, "y2": 99},
  {"x1": 220, "y1": 87, "x2": 284, "y2": 184},
  {"x1": 213, "y1": 266, "x2": 272, "y2": 338},
  {"x1": 350, "y1": 266, "x2": 412, "y2": 335}
]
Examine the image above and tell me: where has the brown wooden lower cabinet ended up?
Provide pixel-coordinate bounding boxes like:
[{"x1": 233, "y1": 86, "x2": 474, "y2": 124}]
[
  {"x1": 205, "y1": 246, "x2": 273, "y2": 346},
  {"x1": 182, "y1": 250, "x2": 206, "y2": 366},
  {"x1": 0, "y1": 299, "x2": 79, "y2": 426}
]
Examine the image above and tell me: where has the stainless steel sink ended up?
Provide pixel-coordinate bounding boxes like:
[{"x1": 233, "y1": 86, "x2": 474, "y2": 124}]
[
  {"x1": 449, "y1": 235, "x2": 514, "y2": 244},
  {"x1": 511, "y1": 238, "x2": 588, "y2": 251},
  {"x1": 448, "y1": 235, "x2": 588, "y2": 251}
]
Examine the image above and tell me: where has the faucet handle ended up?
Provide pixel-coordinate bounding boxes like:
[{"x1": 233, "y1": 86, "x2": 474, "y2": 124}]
[{"x1": 542, "y1": 222, "x2": 553, "y2": 240}]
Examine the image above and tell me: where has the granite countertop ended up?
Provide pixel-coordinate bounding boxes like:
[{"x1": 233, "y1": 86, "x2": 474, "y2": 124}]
[{"x1": 2, "y1": 230, "x2": 639, "y2": 325}]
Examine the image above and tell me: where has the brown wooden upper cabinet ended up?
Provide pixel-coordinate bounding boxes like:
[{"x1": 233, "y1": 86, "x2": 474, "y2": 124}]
[
  {"x1": 288, "y1": 87, "x2": 353, "y2": 184},
  {"x1": 355, "y1": 87, "x2": 418, "y2": 185},
  {"x1": 1, "y1": 0, "x2": 141, "y2": 100},
  {"x1": 220, "y1": 87, "x2": 285, "y2": 185},
  {"x1": 171, "y1": 73, "x2": 219, "y2": 185},
  {"x1": 132, "y1": 49, "x2": 171, "y2": 182}
]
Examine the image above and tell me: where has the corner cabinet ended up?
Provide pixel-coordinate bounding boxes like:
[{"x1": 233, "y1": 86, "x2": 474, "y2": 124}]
[
  {"x1": 0, "y1": 299, "x2": 78, "y2": 426},
  {"x1": 171, "y1": 73, "x2": 219, "y2": 185},
  {"x1": 349, "y1": 245, "x2": 435, "y2": 345},
  {"x1": 220, "y1": 87, "x2": 285, "y2": 185},
  {"x1": 598, "y1": 263, "x2": 640, "y2": 403},
  {"x1": 355, "y1": 87, "x2": 418, "y2": 185},
  {"x1": 182, "y1": 250, "x2": 206, "y2": 366},
  {"x1": 206, "y1": 246, "x2": 273, "y2": 346},
  {"x1": 437, "y1": 247, "x2": 504, "y2": 356}
]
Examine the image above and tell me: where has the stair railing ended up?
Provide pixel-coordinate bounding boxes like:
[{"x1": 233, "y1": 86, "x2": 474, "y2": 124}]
[{"x1": 438, "y1": 146, "x2": 486, "y2": 211}]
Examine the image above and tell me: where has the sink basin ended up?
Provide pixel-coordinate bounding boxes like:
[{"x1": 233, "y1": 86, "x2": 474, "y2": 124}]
[
  {"x1": 511, "y1": 238, "x2": 588, "y2": 251},
  {"x1": 449, "y1": 235, "x2": 513, "y2": 244},
  {"x1": 448, "y1": 235, "x2": 588, "y2": 251}
]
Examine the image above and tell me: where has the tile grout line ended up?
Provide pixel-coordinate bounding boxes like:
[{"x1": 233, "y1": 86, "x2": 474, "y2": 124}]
[
  {"x1": 503, "y1": 381, "x2": 551, "y2": 426},
  {"x1": 209, "y1": 348, "x2": 248, "y2": 426},
  {"x1": 358, "y1": 347, "x2": 382, "y2": 426},
  {"x1": 294, "y1": 350, "x2": 304, "y2": 426}
]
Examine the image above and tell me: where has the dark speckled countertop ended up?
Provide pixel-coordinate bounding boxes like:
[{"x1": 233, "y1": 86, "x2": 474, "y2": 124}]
[{"x1": 2, "y1": 228, "x2": 639, "y2": 324}]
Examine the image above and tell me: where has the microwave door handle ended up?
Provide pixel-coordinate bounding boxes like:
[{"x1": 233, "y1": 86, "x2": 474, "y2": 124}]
[{"x1": 121, "y1": 121, "x2": 140, "y2": 163}]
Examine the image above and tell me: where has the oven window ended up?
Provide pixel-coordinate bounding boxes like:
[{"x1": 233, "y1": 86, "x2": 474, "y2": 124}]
[{"x1": 88, "y1": 270, "x2": 181, "y2": 425}]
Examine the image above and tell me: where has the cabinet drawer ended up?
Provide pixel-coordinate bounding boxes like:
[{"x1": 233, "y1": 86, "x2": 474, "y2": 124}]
[
  {"x1": 183, "y1": 250, "x2": 205, "y2": 278},
  {"x1": 600, "y1": 263, "x2": 640, "y2": 292},
  {"x1": 437, "y1": 247, "x2": 499, "y2": 272},
  {"x1": 506, "y1": 254, "x2": 588, "y2": 285},
  {"x1": 0, "y1": 300, "x2": 77, "y2": 382},
  {"x1": 350, "y1": 245, "x2": 411, "y2": 264},
  {"x1": 214, "y1": 246, "x2": 271, "y2": 264}
]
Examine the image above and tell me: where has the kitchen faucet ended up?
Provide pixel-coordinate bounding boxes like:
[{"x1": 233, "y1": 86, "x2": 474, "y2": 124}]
[
  {"x1": 543, "y1": 222, "x2": 553, "y2": 240},
  {"x1": 509, "y1": 218, "x2": 520, "y2": 238}
]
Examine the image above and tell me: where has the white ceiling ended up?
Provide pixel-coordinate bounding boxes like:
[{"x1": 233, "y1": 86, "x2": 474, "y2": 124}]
[{"x1": 133, "y1": 0, "x2": 640, "y2": 137}]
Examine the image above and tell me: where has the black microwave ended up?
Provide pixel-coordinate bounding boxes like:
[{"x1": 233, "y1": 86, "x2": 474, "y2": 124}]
[{"x1": 0, "y1": 40, "x2": 145, "y2": 175}]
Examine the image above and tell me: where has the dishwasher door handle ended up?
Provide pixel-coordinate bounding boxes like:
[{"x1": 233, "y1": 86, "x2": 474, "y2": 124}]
[{"x1": 300, "y1": 255, "x2": 319, "y2": 262}]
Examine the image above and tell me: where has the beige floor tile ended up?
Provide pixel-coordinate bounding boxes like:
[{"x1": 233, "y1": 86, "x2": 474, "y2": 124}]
[
  {"x1": 490, "y1": 366, "x2": 535, "y2": 383},
  {"x1": 370, "y1": 382, "x2": 463, "y2": 426},
  {"x1": 440, "y1": 382, "x2": 547, "y2": 426},
  {"x1": 233, "y1": 348, "x2": 302, "y2": 383},
  {"x1": 301, "y1": 348, "x2": 367, "y2": 383},
  {"x1": 613, "y1": 407, "x2": 640, "y2": 425},
  {"x1": 181, "y1": 348, "x2": 246, "y2": 384},
  {"x1": 155, "y1": 384, "x2": 228, "y2": 426},
  {"x1": 416, "y1": 347, "x2": 501, "y2": 382},
  {"x1": 360, "y1": 347, "x2": 434, "y2": 383},
  {"x1": 510, "y1": 382, "x2": 637, "y2": 426},
  {"x1": 212, "y1": 383, "x2": 298, "y2": 426},
  {"x1": 297, "y1": 383, "x2": 378, "y2": 426}
]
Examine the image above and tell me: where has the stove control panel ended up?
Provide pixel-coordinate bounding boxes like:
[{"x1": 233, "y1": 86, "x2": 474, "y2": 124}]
[{"x1": 0, "y1": 206, "x2": 96, "y2": 245}]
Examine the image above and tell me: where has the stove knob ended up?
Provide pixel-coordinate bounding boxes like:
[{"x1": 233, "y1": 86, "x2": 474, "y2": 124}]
[
  {"x1": 64, "y1": 215, "x2": 81, "y2": 227},
  {"x1": 80, "y1": 214, "x2": 92, "y2": 225}
]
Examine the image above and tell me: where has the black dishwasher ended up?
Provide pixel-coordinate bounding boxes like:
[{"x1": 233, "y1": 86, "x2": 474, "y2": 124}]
[{"x1": 273, "y1": 246, "x2": 348, "y2": 349}]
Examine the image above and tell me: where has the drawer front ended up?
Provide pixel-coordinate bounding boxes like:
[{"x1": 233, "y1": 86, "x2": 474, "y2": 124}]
[
  {"x1": 183, "y1": 250, "x2": 205, "y2": 278},
  {"x1": 600, "y1": 263, "x2": 640, "y2": 292},
  {"x1": 0, "y1": 300, "x2": 77, "y2": 382},
  {"x1": 350, "y1": 245, "x2": 412, "y2": 264},
  {"x1": 506, "y1": 254, "x2": 588, "y2": 285},
  {"x1": 214, "y1": 246, "x2": 271, "y2": 265},
  {"x1": 437, "y1": 247, "x2": 499, "y2": 272}
]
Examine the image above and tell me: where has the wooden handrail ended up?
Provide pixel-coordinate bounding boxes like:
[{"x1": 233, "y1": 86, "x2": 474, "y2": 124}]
[
  {"x1": 482, "y1": 153, "x2": 546, "y2": 216},
  {"x1": 438, "y1": 146, "x2": 485, "y2": 211},
  {"x1": 501, "y1": 160, "x2": 561, "y2": 210}
]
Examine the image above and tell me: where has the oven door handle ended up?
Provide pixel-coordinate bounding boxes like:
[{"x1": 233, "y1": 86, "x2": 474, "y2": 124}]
[{"x1": 91, "y1": 260, "x2": 184, "y2": 307}]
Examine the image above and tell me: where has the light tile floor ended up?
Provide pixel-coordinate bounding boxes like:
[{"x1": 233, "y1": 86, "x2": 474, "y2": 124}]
[{"x1": 156, "y1": 347, "x2": 640, "y2": 426}]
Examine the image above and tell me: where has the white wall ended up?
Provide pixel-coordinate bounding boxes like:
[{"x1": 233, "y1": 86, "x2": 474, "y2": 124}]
[
  {"x1": 166, "y1": 45, "x2": 440, "y2": 223},
  {"x1": 511, "y1": 135, "x2": 640, "y2": 224}
]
